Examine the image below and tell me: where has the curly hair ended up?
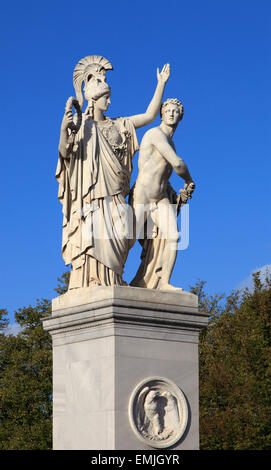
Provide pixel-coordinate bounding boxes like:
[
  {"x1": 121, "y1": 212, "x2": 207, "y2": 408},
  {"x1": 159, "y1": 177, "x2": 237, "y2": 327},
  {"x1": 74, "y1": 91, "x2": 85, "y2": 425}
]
[{"x1": 160, "y1": 98, "x2": 184, "y2": 121}]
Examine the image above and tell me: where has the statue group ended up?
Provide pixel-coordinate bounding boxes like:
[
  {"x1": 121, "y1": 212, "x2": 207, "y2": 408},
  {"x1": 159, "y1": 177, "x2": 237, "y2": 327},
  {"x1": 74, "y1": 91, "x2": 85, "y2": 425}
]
[{"x1": 56, "y1": 55, "x2": 195, "y2": 291}]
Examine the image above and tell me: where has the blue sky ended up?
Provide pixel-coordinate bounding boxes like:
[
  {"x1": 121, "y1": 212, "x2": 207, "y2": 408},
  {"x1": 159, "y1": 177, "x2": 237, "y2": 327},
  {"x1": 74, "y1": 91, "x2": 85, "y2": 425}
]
[{"x1": 0, "y1": 0, "x2": 270, "y2": 323}]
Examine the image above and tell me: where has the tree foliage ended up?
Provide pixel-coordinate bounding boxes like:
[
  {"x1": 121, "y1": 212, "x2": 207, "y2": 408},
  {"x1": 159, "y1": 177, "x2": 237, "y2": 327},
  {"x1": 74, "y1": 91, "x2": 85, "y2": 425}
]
[
  {"x1": 54, "y1": 271, "x2": 70, "y2": 295},
  {"x1": 0, "y1": 271, "x2": 270, "y2": 449},
  {"x1": 197, "y1": 272, "x2": 271, "y2": 450},
  {"x1": 0, "y1": 300, "x2": 52, "y2": 449}
]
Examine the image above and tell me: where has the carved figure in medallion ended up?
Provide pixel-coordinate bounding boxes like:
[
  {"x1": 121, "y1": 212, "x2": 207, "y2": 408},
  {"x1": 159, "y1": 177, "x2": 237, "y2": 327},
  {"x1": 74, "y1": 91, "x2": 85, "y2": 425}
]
[{"x1": 129, "y1": 377, "x2": 188, "y2": 448}]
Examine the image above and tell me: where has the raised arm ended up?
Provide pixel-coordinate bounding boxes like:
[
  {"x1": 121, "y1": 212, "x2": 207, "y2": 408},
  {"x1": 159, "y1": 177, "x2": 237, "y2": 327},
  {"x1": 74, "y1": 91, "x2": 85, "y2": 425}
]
[
  {"x1": 59, "y1": 97, "x2": 82, "y2": 159},
  {"x1": 153, "y1": 128, "x2": 193, "y2": 183},
  {"x1": 129, "y1": 64, "x2": 170, "y2": 129}
]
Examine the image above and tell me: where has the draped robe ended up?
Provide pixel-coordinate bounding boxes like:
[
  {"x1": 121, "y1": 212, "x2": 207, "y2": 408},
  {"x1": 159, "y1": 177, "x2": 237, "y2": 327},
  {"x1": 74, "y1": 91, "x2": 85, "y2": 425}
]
[
  {"x1": 130, "y1": 183, "x2": 178, "y2": 289},
  {"x1": 56, "y1": 115, "x2": 138, "y2": 288}
]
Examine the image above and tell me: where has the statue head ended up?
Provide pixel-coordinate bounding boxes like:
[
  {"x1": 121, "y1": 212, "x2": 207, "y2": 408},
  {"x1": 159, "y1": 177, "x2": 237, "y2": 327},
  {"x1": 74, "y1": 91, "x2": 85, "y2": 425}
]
[
  {"x1": 83, "y1": 76, "x2": 111, "y2": 116},
  {"x1": 160, "y1": 98, "x2": 184, "y2": 126},
  {"x1": 73, "y1": 55, "x2": 113, "y2": 116}
]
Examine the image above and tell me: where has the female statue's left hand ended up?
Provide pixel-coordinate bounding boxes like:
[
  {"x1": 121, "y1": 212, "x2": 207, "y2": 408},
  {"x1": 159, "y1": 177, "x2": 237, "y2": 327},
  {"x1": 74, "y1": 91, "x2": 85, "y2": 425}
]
[{"x1": 157, "y1": 63, "x2": 170, "y2": 84}]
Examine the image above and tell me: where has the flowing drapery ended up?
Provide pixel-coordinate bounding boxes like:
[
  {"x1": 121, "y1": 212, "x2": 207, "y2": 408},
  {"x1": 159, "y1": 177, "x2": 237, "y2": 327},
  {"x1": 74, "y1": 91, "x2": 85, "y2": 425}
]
[{"x1": 56, "y1": 115, "x2": 138, "y2": 287}]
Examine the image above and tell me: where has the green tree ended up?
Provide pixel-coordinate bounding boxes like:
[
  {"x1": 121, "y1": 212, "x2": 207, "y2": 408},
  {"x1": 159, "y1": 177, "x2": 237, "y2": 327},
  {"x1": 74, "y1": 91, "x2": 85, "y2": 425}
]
[
  {"x1": 197, "y1": 272, "x2": 271, "y2": 450},
  {"x1": 54, "y1": 271, "x2": 70, "y2": 295},
  {"x1": 1, "y1": 271, "x2": 270, "y2": 449},
  {"x1": 0, "y1": 299, "x2": 52, "y2": 450},
  {"x1": 0, "y1": 309, "x2": 9, "y2": 334}
]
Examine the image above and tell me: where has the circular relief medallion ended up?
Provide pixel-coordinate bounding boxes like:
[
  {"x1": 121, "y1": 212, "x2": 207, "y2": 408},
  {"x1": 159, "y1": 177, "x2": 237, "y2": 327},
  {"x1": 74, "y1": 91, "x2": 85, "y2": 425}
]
[{"x1": 128, "y1": 376, "x2": 188, "y2": 448}]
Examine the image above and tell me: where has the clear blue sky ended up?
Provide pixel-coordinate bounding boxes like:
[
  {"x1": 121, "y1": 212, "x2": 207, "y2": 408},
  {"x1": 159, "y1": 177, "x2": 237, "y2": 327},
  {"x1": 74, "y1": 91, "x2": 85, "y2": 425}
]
[{"x1": 1, "y1": 0, "x2": 270, "y2": 322}]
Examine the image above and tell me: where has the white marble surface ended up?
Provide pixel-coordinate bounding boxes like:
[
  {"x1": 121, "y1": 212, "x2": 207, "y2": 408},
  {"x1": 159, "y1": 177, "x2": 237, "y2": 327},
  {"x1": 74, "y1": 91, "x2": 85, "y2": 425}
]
[
  {"x1": 44, "y1": 286, "x2": 208, "y2": 450},
  {"x1": 52, "y1": 285, "x2": 198, "y2": 312}
]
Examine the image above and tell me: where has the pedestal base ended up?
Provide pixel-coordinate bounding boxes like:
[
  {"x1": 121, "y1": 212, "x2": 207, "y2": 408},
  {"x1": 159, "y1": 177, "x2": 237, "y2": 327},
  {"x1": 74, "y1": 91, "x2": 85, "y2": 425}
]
[{"x1": 43, "y1": 286, "x2": 209, "y2": 450}]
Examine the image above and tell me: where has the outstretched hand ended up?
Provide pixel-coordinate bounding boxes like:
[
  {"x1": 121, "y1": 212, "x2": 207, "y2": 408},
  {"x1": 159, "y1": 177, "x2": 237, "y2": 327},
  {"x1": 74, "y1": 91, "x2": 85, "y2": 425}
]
[
  {"x1": 184, "y1": 181, "x2": 196, "y2": 195},
  {"x1": 157, "y1": 63, "x2": 170, "y2": 84},
  {"x1": 176, "y1": 181, "x2": 196, "y2": 211}
]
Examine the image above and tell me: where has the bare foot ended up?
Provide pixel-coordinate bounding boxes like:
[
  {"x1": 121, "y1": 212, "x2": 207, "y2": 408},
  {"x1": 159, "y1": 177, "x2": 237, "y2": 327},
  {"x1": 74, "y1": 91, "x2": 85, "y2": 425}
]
[{"x1": 159, "y1": 283, "x2": 183, "y2": 292}]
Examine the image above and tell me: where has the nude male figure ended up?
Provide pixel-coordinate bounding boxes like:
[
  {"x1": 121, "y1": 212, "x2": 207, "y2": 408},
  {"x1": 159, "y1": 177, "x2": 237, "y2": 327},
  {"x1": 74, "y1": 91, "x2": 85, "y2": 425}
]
[{"x1": 129, "y1": 98, "x2": 195, "y2": 290}]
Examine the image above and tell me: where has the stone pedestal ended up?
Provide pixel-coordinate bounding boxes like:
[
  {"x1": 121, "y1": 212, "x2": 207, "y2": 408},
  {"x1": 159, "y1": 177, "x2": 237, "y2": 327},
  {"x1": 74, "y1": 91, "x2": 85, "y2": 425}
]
[{"x1": 43, "y1": 286, "x2": 209, "y2": 450}]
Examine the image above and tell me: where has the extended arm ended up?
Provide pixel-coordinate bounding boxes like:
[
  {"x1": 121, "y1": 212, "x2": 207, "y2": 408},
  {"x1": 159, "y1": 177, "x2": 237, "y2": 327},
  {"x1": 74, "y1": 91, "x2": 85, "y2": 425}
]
[
  {"x1": 154, "y1": 129, "x2": 193, "y2": 183},
  {"x1": 129, "y1": 64, "x2": 170, "y2": 129}
]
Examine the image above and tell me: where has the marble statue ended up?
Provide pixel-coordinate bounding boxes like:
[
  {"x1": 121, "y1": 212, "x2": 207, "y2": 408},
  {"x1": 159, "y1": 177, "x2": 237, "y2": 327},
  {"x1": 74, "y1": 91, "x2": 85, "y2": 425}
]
[
  {"x1": 129, "y1": 98, "x2": 195, "y2": 290},
  {"x1": 56, "y1": 55, "x2": 170, "y2": 289}
]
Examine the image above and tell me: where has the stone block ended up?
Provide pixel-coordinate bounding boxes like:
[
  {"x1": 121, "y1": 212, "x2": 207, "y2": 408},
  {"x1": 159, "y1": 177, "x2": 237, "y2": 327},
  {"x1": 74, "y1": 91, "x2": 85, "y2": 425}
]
[{"x1": 43, "y1": 286, "x2": 209, "y2": 450}]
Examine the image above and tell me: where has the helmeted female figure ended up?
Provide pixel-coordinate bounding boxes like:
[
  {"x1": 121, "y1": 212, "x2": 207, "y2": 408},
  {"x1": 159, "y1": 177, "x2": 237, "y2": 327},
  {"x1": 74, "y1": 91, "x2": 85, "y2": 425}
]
[{"x1": 57, "y1": 55, "x2": 170, "y2": 289}]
